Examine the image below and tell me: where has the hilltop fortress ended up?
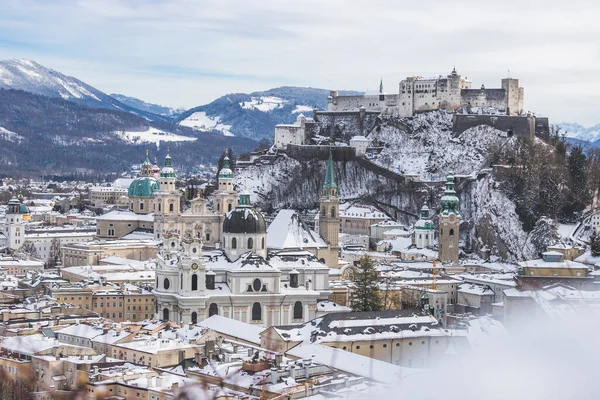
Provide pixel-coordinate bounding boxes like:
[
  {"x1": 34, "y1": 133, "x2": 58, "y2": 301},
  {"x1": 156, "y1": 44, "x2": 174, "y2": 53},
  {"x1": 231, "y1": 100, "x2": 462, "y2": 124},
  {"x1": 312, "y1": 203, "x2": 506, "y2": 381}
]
[{"x1": 327, "y1": 67, "x2": 525, "y2": 117}]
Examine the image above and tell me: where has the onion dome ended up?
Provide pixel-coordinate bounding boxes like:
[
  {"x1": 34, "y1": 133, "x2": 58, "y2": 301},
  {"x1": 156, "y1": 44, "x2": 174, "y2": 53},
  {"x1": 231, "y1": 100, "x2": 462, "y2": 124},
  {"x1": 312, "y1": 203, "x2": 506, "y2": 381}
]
[
  {"x1": 141, "y1": 149, "x2": 153, "y2": 177},
  {"x1": 223, "y1": 191, "x2": 266, "y2": 234},
  {"x1": 160, "y1": 149, "x2": 176, "y2": 178},
  {"x1": 218, "y1": 153, "x2": 233, "y2": 180},
  {"x1": 440, "y1": 175, "x2": 459, "y2": 216},
  {"x1": 415, "y1": 205, "x2": 434, "y2": 230},
  {"x1": 152, "y1": 157, "x2": 161, "y2": 175}
]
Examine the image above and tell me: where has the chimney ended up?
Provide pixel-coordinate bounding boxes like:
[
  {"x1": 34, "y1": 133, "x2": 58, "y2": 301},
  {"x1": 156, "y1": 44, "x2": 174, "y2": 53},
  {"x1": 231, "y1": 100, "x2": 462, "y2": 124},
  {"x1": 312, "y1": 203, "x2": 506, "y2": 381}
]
[
  {"x1": 303, "y1": 359, "x2": 311, "y2": 379},
  {"x1": 156, "y1": 376, "x2": 163, "y2": 388},
  {"x1": 270, "y1": 367, "x2": 279, "y2": 385},
  {"x1": 158, "y1": 331, "x2": 162, "y2": 339}
]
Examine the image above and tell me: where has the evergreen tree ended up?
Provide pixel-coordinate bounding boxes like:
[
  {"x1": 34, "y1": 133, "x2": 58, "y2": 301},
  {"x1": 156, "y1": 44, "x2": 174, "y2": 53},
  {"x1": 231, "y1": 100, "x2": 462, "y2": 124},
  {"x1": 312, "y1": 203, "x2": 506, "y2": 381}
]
[
  {"x1": 350, "y1": 256, "x2": 381, "y2": 312},
  {"x1": 530, "y1": 216, "x2": 558, "y2": 256},
  {"x1": 591, "y1": 230, "x2": 600, "y2": 257},
  {"x1": 563, "y1": 145, "x2": 591, "y2": 217}
]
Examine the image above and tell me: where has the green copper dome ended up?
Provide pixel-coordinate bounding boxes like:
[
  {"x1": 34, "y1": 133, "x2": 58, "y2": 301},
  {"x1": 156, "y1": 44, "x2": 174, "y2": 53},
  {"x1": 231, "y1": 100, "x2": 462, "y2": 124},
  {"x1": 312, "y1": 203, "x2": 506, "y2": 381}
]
[
  {"x1": 440, "y1": 175, "x2": 459, "y2": 216},
  {"x1": 218, "y1": 154, "x2": 234, "y2": 179},
  {"x1": 19, "y1": 203, "x2": 30, "y2": 214},
  {"x1": 160, "y1": 151, "x2": 176, "y2": 178},
  {"x1": 128, "y1": 176, "x2": 160, "y2": 198}
]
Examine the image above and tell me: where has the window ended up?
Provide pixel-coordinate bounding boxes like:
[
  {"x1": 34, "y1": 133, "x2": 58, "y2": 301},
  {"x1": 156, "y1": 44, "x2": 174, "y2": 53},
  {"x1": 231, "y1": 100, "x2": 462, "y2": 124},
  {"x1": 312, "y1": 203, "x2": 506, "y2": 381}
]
[
  {"x1": 293, "y1": 301, "x2": 303, "y2": 319},
  {"x1": 140, "y1": 202, "x2": 144, "y2": 210},
  {"x1": 206, "y1": 233, "x2": 210, "y2": 241},
  {"x1": 231, "y1": 237, "x2": 237, "y2": 249},
  {"x1": 209, "y1": 303, "x2": 218, "y2": 317},
  {"x1": 396, "y1": 343, "x2": 400, "y2": 347},
  {"x1": 449, "y1": 229, "x2": 455, "y2": 236},
  {"x1": 162, "y1": 308, "x2": 169, "y2": 321},
  {"x1": 191, "y1": 312, "x2": 198, "y2": 324},
  {"x1": 331, "y1": 206, "x2": 336, "y2": 218},
  {"x1": 252, "y1": 302, "x2": 262, "y2": 321},
  {"x1": 191, "y1": 274, "x2": 198, "y2": 291},
  {"x1": 369, "y1": 345, "x2": 374, "y2": 349},
  {"x1": 228, "y1": 203, "x2": 233, "y2": 212},
  {"x1": 247, "y1": 238, "x2": 254, "y2": 250},
  {"x1": 261, "y1": 237, "x2": 265, "y2": 249},
  {"x1": 163, "y1": 278, "x2": 170, "y2": 290},
  {"x1": 253, "y1": 278, "x2": 262, "y2": 292},
  {"x1": 356, "y1": 345, "x2": 361, "y2": 350},
  {"x1": 158, "y1": 203, "x2": 161, "y2": 212}
]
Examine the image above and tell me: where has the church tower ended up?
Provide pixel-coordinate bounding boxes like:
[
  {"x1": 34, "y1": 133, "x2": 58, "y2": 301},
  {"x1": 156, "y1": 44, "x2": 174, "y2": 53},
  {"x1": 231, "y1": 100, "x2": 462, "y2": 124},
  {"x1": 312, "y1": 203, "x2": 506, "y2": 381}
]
[
  {"x1": 214, "y1": 150, "x2": 238, "y2": 214},
  {"x1": 318, "y1": 146, "x2": 340, "y2": 268},
  {"x1": 438, "y1": 175, "x2": 460, "y2": 264},
  {"x1": 154, "y1": 149, "x2": 181, "y2": 239},
  {"x1": 4, "y1": 196, "x2": 29, "y2": 250},
  {"x1": 414, "y1": 205, "x2": 435, "y2": 249}
]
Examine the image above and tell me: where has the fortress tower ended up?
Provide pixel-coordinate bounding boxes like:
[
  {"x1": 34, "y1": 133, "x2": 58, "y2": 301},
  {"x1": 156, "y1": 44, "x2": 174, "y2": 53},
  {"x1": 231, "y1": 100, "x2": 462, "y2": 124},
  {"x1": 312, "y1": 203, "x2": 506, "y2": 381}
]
[{"x1": 438, "y1": 175, "x2": 461, "y2": 264}]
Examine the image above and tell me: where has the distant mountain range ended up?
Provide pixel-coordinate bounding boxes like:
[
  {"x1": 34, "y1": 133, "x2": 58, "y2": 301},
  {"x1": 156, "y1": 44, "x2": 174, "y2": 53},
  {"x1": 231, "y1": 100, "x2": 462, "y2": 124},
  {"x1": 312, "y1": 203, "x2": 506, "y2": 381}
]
[
  {"x1": 110, "y1": 93, "x2": 185, "y2": 118},
  {"x1": 176, "y1": 87, "x2": 363, "y2": 140},
  {"x1": 556, "y1": 122, "x2": 600, "y2": 143}
]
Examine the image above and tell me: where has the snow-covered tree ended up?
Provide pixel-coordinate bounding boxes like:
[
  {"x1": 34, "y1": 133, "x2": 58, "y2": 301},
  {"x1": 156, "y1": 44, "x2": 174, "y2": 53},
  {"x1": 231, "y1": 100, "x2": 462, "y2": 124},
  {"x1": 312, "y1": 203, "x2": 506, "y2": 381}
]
[
  {"x1": 530, "y1": 216, "x2": 558, "y2": 256},
  {"x1": 350, "y1": 256, "x2": 381, "y2": 312},
  {"x1": 591, "y1": 230, "x2": 600, "y2": 257}
]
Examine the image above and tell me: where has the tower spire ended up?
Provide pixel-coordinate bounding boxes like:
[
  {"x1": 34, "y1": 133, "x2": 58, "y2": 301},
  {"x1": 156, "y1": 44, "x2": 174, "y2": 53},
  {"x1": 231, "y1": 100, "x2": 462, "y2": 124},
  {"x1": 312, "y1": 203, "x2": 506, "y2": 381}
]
[
  {"x1": 321, "y1": 144, "x2": 337, "y2": 197},
  {"x1": 379, "y1": 78, "x2": 383, "y2": 93}
]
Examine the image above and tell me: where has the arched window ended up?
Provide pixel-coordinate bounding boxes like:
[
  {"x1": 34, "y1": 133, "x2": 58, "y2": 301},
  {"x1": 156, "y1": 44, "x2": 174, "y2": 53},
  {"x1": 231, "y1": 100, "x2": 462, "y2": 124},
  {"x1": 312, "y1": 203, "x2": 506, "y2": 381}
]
[
  {"x1": 449, "y1": 229, "x2": 455, "y2": 236},
  {"x1": 261, "y1": 237, "x2": 265, "y2": 249},
  {"x1": 162, "y1": 308, "x2": 169, "y2": 321},
  {"x1": 163, "y1": 278, "x2": 170, "y2": 290},
  {"x1": 293, "y1": 301, "x2": 303, "y2": 320},
  {"x1": 140, "y1": 202, "x2": 144, "y2": 210},
  {"x1": 248, "y1": 238, "x2": 254, "y2": 250},
  {"x1": 331, "y1": 206, "x2": 336, "y2": 218},
  {"x1": 321, "y1": 206, "x2": 326, "y2": 217},
  {"x1": 158, "y1": 203, "x2": 161, "y2": 212},
  {"x1": 231, "y1": 237, "x2": 237, "y2": 249},
  {"x1": 191, "y1": 312, "x2": 197, "y2": 324},
  {"x1": 253, "y1": 278, "x2": 262, "y2": 292},
  {"x1": 156, "y1": 277, "x2": 158, "y2": 288},
  {"x1": 180, "y1": 274, "x2": 183, "y2": 289},
  {"x1": 252, "y1": 302, "x2": 262, "y2": 321},
  {"x1": 169, "y1": 204, "x2": 174, "y2": 212},
  {"x1": 191, "y1": 274, "x2": 198, "y2": 291},
  {"x1": 217, "y1": 203, "x2": 220, "y2": 211},
  {"x1": 228, "y1": 203, "x2": 232, "y2": 212},
  {"x1": 209, "y1": 303, "x2": 218, "y2": 317}
]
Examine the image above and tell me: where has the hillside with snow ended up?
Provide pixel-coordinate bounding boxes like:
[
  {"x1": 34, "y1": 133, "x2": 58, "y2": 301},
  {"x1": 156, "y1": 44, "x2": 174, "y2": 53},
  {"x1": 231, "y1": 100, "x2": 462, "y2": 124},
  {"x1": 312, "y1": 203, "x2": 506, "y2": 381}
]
[
  {"x1": 372, "y1": 112, "x2": 516, "y2": 179},
  {"x1": 177, "y1": 87, "x2": 362, "y2": 140},
  {"x1": 110, "y1": 93, "x2": 184, "y2": 118},
  {"x1": 236, "y1": 111, "x2": 535, "y2": 261}
]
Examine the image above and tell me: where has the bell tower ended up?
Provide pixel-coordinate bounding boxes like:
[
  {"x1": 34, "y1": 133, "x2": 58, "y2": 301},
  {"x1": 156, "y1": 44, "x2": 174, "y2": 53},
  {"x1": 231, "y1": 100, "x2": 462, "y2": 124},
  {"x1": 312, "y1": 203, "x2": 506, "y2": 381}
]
[
  {"x1": 154, "y1": 149, "x2": 181, "y2": 239},
  {"x1": 318, "y1": 146, "x2": 340, "y2": 268},
  {"x1": 438, "y1": 175, "x2": 461, "y2": 264},
  {"x1": 214, "y1": 149, "x2": 238, "y2": 214}
]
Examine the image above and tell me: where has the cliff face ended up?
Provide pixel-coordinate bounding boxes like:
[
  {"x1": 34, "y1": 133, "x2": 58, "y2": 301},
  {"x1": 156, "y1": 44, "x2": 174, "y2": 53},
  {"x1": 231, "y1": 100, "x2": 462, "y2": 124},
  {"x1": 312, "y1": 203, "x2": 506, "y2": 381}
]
[{"x1": 236, "y1": 110, "x2": 534, "y2": 262}]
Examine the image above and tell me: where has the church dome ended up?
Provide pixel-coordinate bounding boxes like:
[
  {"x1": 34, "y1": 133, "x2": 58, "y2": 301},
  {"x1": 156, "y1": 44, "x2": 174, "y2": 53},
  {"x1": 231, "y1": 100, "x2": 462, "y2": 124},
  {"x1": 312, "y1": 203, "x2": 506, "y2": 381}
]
[
  {"x1": 223, "y1": 192, "x2": 266, "y2": 234},
  {"x1": 128, "y1": 176, "x2": 160, "y2": 198},
  {"x1": 19, "y1": 203, "x2": 30, "y2": 215}
]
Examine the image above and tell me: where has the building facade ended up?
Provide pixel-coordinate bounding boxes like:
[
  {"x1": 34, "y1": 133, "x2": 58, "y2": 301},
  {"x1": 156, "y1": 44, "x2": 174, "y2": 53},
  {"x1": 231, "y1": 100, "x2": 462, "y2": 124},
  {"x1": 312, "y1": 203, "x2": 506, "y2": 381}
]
[{"x1": 438, "y1": 176, "x2": 460, "y2": 264}]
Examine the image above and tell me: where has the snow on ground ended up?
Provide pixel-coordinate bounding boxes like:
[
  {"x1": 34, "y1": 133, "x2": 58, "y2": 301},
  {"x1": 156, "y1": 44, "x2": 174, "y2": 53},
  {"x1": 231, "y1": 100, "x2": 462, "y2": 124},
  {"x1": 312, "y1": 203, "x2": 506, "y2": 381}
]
[
  {"x1": 0, "y1": 126, "x2": 24, "y2": 142},
  {"x1": 179, "y1": 111, "x2": 234, "y2": 136},
  {"x1": 371, "y1": 111, "x2": 516, "y2": 180},
  {"x1": 292, "y1": 105, "x2": 313, "y2": 114},
  {"x1": 557, "y1": 223, "x2": 577, "y2": 240},
  {"x1": 113, "y1": 127, "x2": 196, "y2": 145},
  {"x1": 239, "y1": 96, "x2": 287, "y2": 112}
]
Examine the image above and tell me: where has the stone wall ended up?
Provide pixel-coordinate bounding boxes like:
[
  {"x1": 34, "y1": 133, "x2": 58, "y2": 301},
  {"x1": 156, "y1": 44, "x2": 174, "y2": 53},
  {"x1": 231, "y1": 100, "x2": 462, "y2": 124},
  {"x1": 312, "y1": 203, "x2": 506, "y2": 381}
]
[{"x1": 452, "y1": 114, "x2": 535, "y2": 139}]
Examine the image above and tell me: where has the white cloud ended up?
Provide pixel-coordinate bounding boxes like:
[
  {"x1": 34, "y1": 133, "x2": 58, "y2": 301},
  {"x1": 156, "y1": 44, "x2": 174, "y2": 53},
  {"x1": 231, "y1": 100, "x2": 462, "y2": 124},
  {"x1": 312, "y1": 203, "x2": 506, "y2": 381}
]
[{"x1": 0, "y1": 0, "x2": 599, "y2": 124}]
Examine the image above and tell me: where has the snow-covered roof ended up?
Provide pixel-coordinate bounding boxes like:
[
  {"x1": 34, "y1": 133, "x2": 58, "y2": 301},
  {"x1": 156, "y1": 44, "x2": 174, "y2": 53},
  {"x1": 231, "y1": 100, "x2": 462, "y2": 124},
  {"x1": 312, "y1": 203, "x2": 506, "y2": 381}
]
[
  {"x1": 267, "y1": 210, "x2": 327, "y2": 250},
  {"x1": 458, "y1": 283, "x2": 495, "y2": 296},
  {"x1": 57, "y1": 323, "x2": 104, "y2": 339},
  {"x1": 197, "y1": 315, "x2": 263, "y2": 344},
  {"x1": 287, "y1": 343, "x2": 409, "y2": 384},
  {"x1": 95, "y1": 210, "x2": 154, "y2": 222}
]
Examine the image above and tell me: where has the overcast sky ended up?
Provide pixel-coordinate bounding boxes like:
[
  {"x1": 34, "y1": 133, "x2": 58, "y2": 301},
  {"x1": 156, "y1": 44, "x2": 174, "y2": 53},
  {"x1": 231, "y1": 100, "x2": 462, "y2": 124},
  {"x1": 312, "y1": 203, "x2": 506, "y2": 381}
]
[{"x1": 1, "y1": 0, "x2": 599, "y2": 125}]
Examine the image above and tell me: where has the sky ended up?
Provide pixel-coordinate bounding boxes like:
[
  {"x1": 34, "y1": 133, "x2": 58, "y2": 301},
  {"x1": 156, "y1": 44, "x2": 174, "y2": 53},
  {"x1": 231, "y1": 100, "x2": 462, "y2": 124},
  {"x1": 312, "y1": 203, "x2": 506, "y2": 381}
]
[{"x1": 0, "y1": 0, "x2": 599, "y2": 125}]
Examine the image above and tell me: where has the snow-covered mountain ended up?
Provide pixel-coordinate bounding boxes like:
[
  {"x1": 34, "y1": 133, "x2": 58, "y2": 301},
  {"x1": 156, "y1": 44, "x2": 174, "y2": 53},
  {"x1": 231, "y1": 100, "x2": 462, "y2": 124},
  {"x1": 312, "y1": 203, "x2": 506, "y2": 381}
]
[
  {"x1": 556, "y1": 122, "x2": 600, "y2": 142},
  {"x1": 237, "y1": 111, "x2": 535, "y2": 261},
  {"x1": 0, "y1": 59, "x2": 168, "y2": 121},
  {"x1": 177, "y1": 87, "x2": 362, "y2": 140},
  {"x1": 110, "y1": 93, "x2": 184, "y2": 118}
]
